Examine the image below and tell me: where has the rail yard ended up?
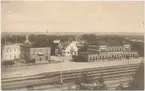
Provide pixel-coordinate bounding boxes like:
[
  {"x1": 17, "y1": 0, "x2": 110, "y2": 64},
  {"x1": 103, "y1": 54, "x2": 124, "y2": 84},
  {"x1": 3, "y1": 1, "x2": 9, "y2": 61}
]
[{"x1": 1, "y1": 58, "x2": 143, "y2": 90}]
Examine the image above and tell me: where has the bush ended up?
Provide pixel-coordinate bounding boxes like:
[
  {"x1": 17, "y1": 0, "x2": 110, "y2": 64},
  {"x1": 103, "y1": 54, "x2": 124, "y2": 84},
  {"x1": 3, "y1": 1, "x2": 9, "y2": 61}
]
[
  {"x1": 25, "y1": 59, "x2": 36, "y2": 63},
  {"x1": 2, "y1": 60, "x2": 15, "y2": 65},
  {"x1": 73, "y1": 56, "x2": 87, "y2": 62}
]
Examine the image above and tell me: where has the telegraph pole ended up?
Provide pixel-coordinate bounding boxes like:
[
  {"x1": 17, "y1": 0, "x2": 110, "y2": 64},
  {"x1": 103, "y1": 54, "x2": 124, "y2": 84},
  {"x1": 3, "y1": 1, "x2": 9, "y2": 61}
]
[
  {"x1": 60, "y1": 57, "x2": 63, "y2": 83},
  {"x1": 59, "y1": 40, "x2": 63, "y2": 84},
  {"x1": 5, "y1": 32, "x2": 6, "y2": 45},
  {"x1": 16, "y1": 35, "x2": 17, "y2": 44},
  {"x1": 15, "y1": 34, "x2": 17, "y2": 59}
]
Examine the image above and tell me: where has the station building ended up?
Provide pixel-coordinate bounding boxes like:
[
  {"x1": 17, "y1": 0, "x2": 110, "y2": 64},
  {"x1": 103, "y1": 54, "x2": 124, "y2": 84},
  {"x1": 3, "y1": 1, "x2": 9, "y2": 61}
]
[{"x1": 75, "y1": 40, "x2": 139, "y2": 62}]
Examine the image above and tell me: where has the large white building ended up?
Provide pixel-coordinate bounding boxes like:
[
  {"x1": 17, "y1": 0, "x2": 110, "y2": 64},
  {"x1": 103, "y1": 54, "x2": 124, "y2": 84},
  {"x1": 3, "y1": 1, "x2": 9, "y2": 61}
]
[
  {"x1": 2, "y1": 44, "x2": 22, "y2": 61},
  {"x1": 55, "y1": 41, "x2": 79, "y2": 56},
  {"x1": 63, "y1": 41, "x2": 78, "y2": 56}
]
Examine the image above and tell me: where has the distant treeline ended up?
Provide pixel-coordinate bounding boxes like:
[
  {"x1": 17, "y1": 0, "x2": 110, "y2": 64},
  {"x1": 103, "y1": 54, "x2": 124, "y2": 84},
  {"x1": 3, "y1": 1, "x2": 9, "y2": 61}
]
[
  {"x1": 129, "y1": 41, "x2": 144, "y2": 57},
  {"x1": 1, "y1": 34, "x2": 76, "y2": 45}
]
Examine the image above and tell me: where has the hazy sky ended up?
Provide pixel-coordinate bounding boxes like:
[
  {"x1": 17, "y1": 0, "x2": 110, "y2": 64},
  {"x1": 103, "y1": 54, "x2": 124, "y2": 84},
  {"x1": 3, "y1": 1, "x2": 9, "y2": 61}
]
[{"x1": 1, "y1": 1, "x2": 144, "y2": 33}]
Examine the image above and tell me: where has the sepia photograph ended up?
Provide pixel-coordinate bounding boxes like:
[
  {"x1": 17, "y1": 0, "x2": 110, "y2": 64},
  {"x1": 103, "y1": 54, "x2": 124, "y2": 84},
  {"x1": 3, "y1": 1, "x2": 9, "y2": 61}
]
[{"x1": 1, "y1": 1, "x2": 144, "y2": 90}]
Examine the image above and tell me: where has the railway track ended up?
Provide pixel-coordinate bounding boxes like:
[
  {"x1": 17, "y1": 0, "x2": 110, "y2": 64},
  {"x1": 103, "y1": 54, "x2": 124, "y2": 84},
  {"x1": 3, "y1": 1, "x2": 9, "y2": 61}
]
[
  {"x1": 2, "y1": 63, "x2": 139, "y2": 82},
  {"x1": 2, "y1": 63, "x2": 140, "y2": 90}
]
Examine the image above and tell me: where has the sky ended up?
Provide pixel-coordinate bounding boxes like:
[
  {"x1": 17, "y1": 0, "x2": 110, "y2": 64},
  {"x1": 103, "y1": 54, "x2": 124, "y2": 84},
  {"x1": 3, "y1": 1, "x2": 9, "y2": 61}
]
[{"x1": 1, "y1": 1, "x2": 144, "y2": 33}]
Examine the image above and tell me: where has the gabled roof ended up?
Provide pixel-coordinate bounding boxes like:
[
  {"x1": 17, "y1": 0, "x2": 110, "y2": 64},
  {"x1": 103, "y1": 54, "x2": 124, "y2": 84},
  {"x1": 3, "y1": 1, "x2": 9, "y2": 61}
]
[{"x1": 61, "y1": 42, "x2": 70, "y2": 50}]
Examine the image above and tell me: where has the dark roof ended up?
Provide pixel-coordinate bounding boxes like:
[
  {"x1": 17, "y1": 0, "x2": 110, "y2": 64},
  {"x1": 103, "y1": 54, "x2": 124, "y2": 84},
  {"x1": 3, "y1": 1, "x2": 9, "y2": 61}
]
[
  {"x1": 88, "y1": 39, "x2": 130, "y2": 46},
  {"x1": 79, "y1": 52, "x2": 98, "y2": 55},
  {"x1": 20, "y1": 43, "x2": 50, "y2": 48},
  {"x1": 61, "y1": 42, "x2": 70, "y2": 49}
]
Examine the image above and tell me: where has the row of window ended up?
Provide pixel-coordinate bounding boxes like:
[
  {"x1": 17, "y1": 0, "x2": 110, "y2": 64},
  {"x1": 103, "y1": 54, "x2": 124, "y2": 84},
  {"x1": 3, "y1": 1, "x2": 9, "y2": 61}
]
[
  {"x1": 66, "y1": 51, "x2": 77, "y2": 55},
  {"x1": 6, "y1": 48, "x2": 19, "y2": 53},
  {"x1": 89, "y1": 54, "x2": 137, "y2": 60},
  {"x1": 30, "y1": 51, "x2": 50, "y2": 54},
  {"x1": 100, "y1": 48, "x2": 130, "y2": 52},
  {"x1": 5, "y1": 54, "x2": 20, "y2": 59}
]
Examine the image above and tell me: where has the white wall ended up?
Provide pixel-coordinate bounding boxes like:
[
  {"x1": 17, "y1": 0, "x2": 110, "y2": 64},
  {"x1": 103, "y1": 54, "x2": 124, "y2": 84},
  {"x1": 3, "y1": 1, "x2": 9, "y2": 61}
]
[
  {"x1": 2, "y1": 44, "x2": 20, "y2": 60},
  {"x1": 65, "y1": 42, "x2": 78, "y2": 56}
]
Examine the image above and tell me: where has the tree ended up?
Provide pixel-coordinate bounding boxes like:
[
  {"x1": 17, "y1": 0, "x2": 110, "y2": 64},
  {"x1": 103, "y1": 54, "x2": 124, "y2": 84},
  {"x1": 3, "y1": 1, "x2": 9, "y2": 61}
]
[
  {"x1": 126, "y1": 78, "x2": 137, "y2": 90},
  {"x1": 126, "y1": 62, "x2": 144, "y2": 90},
  {"x1": 81, "y1": 34, "x2": 96, "y2": 42},
  {"x1": 2, "y1": 60, "x2": 15, "y2": 65},
  {"x1": 129, "y1": 41, "x2": 144, "y2": 57}
]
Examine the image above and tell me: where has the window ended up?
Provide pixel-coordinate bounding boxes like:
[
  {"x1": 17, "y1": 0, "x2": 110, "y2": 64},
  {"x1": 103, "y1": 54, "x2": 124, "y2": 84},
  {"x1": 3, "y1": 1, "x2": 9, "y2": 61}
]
[
  {"x1": 96, "y1": 56, "x2": 98, "y2": 60},
  {"x1": 46, "y1": 56, "x2": 48, "y2": 60},
  {"x1": 117, "y1": 48, "x2": 119, "y2": 51},
  {"x1": 103, "y1": 56, "x2": 105, "y2": 59},
  {"x1": 14, "y1": 54, "x2": 16, "y2": 59},
  {"x1": 120, "y1": 48, "x2": 122, "y2": 51},
  {"x1": 90, "y1": 57, "x2": 92, "y2": 60},
  {"x1": 100, "y1": 56, "x2": 102, "y2": 59},
  {"x1": 93, "y1": 57, "x2": 95, "y2": 61},
  {"x1": 130, "y1": 54, "x2": 132, "y2": 57},
  {"x1": 74, "y1": 52, "x2": 76, "y2": 54}
]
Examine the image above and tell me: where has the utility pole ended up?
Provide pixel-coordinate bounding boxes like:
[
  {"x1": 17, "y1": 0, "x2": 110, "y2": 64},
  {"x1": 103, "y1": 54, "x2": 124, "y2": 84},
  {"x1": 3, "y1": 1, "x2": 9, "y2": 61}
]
[
  {"x1": 5, "y1": 32, "x2": 6, "y2": 45},
  {"x1": 58, "y1": 41, "x2": 63, "y2": 84},
  {"x1": 16, "y1": 35, "x2": 17, "y2": 60},
  {"x1": 16, "y1": 35, "x2": 17, "y2": 44},
  {"x1": 60, "y1": 57, "x2": 63, "y2": 83}
]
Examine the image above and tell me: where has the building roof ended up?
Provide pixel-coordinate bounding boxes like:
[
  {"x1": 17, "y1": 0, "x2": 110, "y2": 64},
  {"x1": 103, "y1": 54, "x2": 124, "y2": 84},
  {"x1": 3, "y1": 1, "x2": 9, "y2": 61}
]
[
  {"x1": 20, "y1": 43, "x2": 50, "y2": 48},
  {"x1": 61, "y1": 41, "x2": 79, "y2": 50},
  {"x1": 79, "y1": 52, "x2": 98, "y2": 55},
  {"x1": 61, "y1": 42, "x2": 70, "y2": 50},
  {"x1": 3, "y1": 43, "x2": 23, "y2": 47},
  {"x1": 88, "y1": 39, "x2": 130, "y2": 46}
]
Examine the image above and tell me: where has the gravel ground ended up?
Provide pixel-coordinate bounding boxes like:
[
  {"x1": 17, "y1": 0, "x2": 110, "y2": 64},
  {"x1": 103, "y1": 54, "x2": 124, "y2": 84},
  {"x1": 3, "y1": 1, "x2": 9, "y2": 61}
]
[{"x1": 2, "y1": 57, "x2": 143, "y2": 79}]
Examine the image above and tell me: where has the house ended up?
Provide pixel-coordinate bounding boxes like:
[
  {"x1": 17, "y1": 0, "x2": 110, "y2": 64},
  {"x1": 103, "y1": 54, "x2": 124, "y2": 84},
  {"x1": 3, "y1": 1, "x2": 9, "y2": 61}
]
[
  {"x1": 62, "y1": 41, "x2": 78, "y2": 56},
  {"x1": 20, "y1": 35, "x2": 51, "y2": 63},
  {"x1": 2, "y1": 43, "x2": 22, "y2": 61},
  {"x1": 55, "y1": 41, "x2": 79, "y2": 56},
  {"x1": 20, "y1": 44, "x2": 51, "y2": 63}
]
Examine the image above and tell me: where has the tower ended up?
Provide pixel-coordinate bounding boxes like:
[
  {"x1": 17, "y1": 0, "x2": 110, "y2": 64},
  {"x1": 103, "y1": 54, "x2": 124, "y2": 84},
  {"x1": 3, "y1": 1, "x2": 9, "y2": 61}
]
[{"x1": 25, "y1": 35, "x2": 31, "y2": 44}]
